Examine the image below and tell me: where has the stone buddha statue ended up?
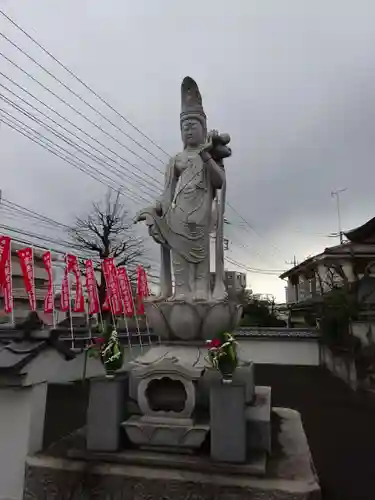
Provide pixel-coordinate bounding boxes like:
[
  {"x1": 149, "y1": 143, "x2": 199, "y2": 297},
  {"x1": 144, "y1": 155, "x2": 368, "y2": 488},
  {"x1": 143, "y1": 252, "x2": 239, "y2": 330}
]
[{"x1": 136, "y1": 77, "x2": 231, "y2": 303}]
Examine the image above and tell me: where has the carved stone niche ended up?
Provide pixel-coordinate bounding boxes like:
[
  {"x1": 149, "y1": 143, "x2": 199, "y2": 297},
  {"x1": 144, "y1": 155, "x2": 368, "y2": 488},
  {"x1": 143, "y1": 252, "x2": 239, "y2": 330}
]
[
  {"x1": 123, "y1": 357, "x2": 209, "y2": 452},
  {"x1": 133, "y1": 357, "x2": 201, "y2": 420}
]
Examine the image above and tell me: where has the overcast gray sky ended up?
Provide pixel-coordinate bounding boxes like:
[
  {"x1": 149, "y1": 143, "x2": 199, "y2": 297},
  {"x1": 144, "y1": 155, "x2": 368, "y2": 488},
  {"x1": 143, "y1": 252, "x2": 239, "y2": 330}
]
[{"x1": 1, "y1": 0, "x2": 374, "y2": 301}]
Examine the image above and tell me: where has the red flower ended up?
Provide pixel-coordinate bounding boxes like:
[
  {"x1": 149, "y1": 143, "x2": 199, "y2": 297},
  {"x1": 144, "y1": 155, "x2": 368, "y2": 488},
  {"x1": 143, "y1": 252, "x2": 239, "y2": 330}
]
[
  {"x1": 94, "y1": 337, "x2": 105, "y2": 345},
  {"x1": 207, "y1": 338, "x2": 221, "y2": 349}
]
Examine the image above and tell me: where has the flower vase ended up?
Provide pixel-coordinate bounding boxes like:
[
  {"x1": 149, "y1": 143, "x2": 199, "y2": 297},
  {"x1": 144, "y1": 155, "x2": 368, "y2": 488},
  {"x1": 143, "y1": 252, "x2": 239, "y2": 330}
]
[
  {"x1": 218, "y1": 358, "x2": 236, "y2": 383},
  {"x1": 222, "y1": 375, "x2": 233, "y2": 384},
  {"x1": 100, "y1": 356, "x2": 118, "y2": 379},
  {"x1": 99, "y1": 345, "x2": 124, "y2": 378}
]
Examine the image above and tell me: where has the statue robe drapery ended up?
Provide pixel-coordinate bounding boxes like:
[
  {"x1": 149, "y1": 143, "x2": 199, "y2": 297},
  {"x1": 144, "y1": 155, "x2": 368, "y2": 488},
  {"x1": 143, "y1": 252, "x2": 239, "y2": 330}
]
[{"x1": 137, "y1": 149, "x2": 226, "y2": 298}]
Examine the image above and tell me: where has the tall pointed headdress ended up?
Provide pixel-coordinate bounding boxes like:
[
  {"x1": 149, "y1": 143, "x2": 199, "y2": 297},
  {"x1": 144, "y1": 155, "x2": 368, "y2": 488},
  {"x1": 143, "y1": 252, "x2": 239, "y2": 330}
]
[{"x1": 180, "y1": 76, "x2": 206, "y2": 128}]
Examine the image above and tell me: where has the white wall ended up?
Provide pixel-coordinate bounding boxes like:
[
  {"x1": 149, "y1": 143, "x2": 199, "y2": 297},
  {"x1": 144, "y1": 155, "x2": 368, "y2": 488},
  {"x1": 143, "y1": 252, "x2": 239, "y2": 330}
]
[
  {"x1": 47, "y1": 338, "x2": 320, "y2": 384},
  {"x1": 237, "y1": 338, "x2": 319, "y2": 366}
]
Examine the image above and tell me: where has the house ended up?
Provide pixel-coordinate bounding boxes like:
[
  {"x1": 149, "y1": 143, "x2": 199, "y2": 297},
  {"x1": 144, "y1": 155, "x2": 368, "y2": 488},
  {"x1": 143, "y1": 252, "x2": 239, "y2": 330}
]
[
  {"x1": 280, "y1": 216, "x2": 375, "y2": 329},
  {"x1": 210, "y1": 270, "x2": 246, "y2": 300}
]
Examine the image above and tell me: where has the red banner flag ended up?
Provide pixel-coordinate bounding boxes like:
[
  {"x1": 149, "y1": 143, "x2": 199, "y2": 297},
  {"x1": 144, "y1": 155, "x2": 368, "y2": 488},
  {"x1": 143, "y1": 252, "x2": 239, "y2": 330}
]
[
  {"x1": 60, "y1": 266, "x2": 70, "y2": 312},
  {"x1": 0, "y1": 236, "x2": 10, "y2": 283},
  {"x1": 102, "y1": 290, "x2": 111, "y2": 311},
  {"x1": 102, "y1": 257, "x2": 122, "y2": 315},
  {"x1": 0, "y1": 236, "x2": 13, "y2": 313},
  {"x1": 117, "y1": 266, "x2": 135, "y2": 317},
  {"x1": 136, "y1": 265, "x2": 149, "y2": 315},
  {"x1": 85, "y1": 259, "x2": 100, "y2": 315},
  {"x1": 66, "y1": 254, "x2": 85, "y2": 313},
  {"x1": 17, "y1": 247, "x2": 36, "y2": 311},
  {"x1": 42, "y1": 251, "x2": 54, "y2": 313}
]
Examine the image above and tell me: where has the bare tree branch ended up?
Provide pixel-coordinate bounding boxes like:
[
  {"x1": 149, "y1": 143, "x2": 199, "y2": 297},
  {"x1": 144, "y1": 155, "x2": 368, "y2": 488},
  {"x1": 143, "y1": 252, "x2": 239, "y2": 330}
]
[{"x1": 68, "y1": 190, "x2": 150, "y2": 307}]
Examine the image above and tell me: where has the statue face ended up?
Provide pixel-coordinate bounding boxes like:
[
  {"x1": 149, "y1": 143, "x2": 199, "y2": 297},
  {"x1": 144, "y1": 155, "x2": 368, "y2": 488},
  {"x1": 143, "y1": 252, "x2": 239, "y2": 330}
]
[{"x1": 181, "y1": 118, "x2": 205, "y2": 147}]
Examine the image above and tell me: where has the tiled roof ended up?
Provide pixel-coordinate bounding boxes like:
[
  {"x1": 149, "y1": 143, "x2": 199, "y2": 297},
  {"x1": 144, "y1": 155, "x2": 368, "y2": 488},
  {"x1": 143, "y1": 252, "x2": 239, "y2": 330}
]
[
  {"x1": 0, "y1": 312, "x2": 75, "y2": 376},
  {"x1": 280, "y1": 242, "x2": 375, "y2": 279},
  {"x1": 344, "y1": 217, "x2": 375, "y2": 243},
  {"x1": 235, "y1": 327, "x2": 320, "y2": 339}
]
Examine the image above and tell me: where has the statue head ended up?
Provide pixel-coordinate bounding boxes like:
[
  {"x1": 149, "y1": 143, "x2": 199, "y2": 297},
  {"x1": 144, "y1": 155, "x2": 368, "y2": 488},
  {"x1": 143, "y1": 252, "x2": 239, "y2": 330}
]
[
  {"x1": 181, "y1": 118, "x2": 205, "y2": 148},
  {"x1": 180, "y1": 77, "x2": 206, "y2": 148}
]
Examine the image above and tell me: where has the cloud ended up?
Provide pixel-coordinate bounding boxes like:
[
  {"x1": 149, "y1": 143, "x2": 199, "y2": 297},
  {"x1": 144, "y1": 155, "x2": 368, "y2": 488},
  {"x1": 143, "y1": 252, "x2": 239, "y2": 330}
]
[{"x1": 1, "y1": 0, "x2": 375, "y2": 301}]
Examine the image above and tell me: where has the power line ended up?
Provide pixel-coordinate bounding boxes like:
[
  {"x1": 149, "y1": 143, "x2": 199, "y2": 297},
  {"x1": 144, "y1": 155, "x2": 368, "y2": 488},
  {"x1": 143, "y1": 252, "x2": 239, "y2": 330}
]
[
  {"x1": 225, "y1": 227, "x2": 270, "y2": 265},
  {"x1": 224, "y1": 255, "x2": 285, "y2": 275},
  {"x1": 0, "y1": 207, "x2": 69, "y2": 234},
  {"x1": 0, "y1": 108, "x2": 152, "y2": 206},
  {"x1": 2, "y1": 97, "x2": 285, "y2": 274},
  {"x1": 0, "y1": 200, "x2": 281, "y2": 280},
  {"x1": 0, "y1": 198, "x2": 155, "y2": 267},
  {"x1": 0, "y1": 198, "x2": 143, "y2": 248},
  {"x1": 0, "y1": 8, "x2": 288, "y2": 268},
  {"x1": 0, "y1": 73, "x2": 163, "y2": 192},
  {"x1": 0, "y1": 83, "x2": 162, "y2": 195},
  {"x1": 0, "y1": 223, "x2": 156, "y2": 275},
  {"x1": 0, "y1": 111, "x2": 119, "y2": 194},
  {"x1": 0, "y1": 210, "x2": 69, "y2": 235},
  {"x1": 0, "y1": 226, "x2": 162, "y2": 292},
  {"x1": 0, "y1": 110, "x2": 147, "y2": 206},
  {"x1": 0, "y1": 223, "x2": 89, "y2": 257},
  {"x1": 0, "y1": 51, "x2": 164, "y2": 179},
  {"x1": 0, "y1": 92, "x2": 159, "y2": 202},
  {"x1": 0, "y1": 29, "x2": 166, "y2": 170},
  {"x1": 1, "y1": 199, "x2": 71, "y2": 229},
  {"x1": 0, "y1": 7, "x2": 170, "y2": 158},
  {"x1": 226, "y1": 202, "x2": 285, "y2": 261}
]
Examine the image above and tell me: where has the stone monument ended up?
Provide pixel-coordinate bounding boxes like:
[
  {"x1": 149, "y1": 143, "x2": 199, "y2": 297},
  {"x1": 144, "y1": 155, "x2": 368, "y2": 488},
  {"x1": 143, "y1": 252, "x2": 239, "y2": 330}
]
[
  {"x1": 123, "y1": 76, "x2": 251, "y2": 454},
  {"x1": 134, "y1": 76, "x2": 241, "y2": 341},
  {"x1": 23, "y1": 78, "x2": 320, "y2": 500}
]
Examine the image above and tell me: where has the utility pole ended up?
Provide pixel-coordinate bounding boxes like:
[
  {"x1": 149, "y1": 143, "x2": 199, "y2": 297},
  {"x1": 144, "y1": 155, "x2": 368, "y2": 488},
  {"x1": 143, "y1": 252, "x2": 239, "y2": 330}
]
[{"x1": 331, "y1": 188, "x2": 347, "y2": 244}]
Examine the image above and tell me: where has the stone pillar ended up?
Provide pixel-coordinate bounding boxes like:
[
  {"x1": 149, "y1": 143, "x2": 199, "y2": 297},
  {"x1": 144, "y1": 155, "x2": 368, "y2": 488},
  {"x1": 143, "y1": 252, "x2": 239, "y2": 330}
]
[
  {"x1": 0, "y1": 383, "x2": 48, "y2": 500},
  {"x1": 0, "y1": 318, "x2": 76, "y2": 500},
  {"x1": 210, "y1": 381, "x2": 246, "y2": 463},
  {"x1": 87, "y1": 376, "x2": 127, "y2": 451}
]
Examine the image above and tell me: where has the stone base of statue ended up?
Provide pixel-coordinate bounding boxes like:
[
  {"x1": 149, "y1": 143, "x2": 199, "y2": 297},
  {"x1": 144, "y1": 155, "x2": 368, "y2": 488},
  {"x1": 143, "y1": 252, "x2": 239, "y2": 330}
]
[
  {"x1": 123, "y1": 416, "x2": 209, "y2": 452},
  {"x1": 25, "y1": 408, "x2": 321, "y2": 500},
  {"x1": 144, "y1": 298, "x2": 242, "y2": 341},
  {"x1": 122, "y1": 296, "x2": 254, "y2": 454},
  {"x1": 122, "y1": 353, "x2": 210, "y2": 452},
  {"x1": 122, "y1": 341, "x2": 270, "y2": 465}
]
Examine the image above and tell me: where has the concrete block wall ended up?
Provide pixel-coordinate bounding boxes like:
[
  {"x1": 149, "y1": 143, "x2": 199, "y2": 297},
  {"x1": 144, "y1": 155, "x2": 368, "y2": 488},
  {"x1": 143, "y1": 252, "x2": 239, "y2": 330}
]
[{"x1": 320, "y1": 345, "x2": 357, "y2": 390}]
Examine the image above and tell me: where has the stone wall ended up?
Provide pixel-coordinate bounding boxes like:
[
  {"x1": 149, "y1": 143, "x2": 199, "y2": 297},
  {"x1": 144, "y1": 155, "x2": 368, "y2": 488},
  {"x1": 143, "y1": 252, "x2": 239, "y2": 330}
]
[{"x1": 320, "y1": 345, "x2": 358, "y2": 390}]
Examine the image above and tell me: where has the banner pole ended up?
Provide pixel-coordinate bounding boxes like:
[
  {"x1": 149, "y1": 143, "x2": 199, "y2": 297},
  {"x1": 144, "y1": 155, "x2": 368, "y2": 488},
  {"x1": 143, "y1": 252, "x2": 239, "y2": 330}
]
[
  {"x1": 131, "y1": 276, "x2": 144, "y2": 353},
  {"x1": 30, "y1": 245, "x2": 36, "y2": 313},
  {"x1": 96, "y1": 281, "x2": 104, "y2": 332},
  {"x1": 9, "y1": 239, "x2": 14, "y2": 325},
  {"x1": 101, "y1": 260, "x2": 117, "y2": 329},
  {"x1": 50, "y1": 250, "x2": 56, "y2": 328},
  {"x1": 67, "y1": 270, "x2": 74, "y2": 349},
  {"x1": 144, "y1": 270, "x2": 154, "y2": 345},
  {"x1": 117, "y1": 267, "x2": 132, "y2": 354}
]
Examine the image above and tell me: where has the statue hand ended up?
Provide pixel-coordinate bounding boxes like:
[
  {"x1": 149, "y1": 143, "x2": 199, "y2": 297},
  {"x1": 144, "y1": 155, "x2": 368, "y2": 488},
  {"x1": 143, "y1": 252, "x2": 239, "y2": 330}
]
[
  {"x1": 155, "y1": 200, "x2": 163, "y2": 216},
  {"x1": 199, "y1": 133, "x2": 214, "y2": 161},
  {"x1": 134, "y1": 211, "x2": 146, "y2": 224},
  {"x1": 134, "y1": 202, "x2": 162, "y2": 224}
]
